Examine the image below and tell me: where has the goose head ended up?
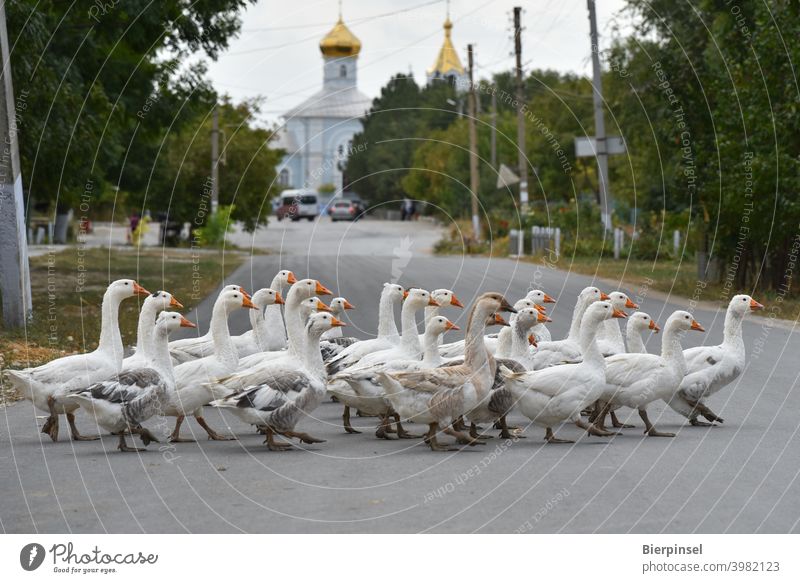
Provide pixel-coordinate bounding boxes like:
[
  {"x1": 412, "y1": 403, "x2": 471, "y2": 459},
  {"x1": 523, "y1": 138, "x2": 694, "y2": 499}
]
[
  {"x1": 329, "y1": 297, "x2": 355, "y2": 315},
  {"x1": 582, "y1": 300, "x2": 627, "y2": 329},
  {"x1": 293, "y1": 278, "x2": 332, "y2": 300},
  {"x1": 628, "y1": 311, "x2": 660, "y2": 335},
  {"x1": 222, "y1": 284, "x2": 250, "y2": 300},
  {"x1": 109, "y1": 279, "x2": 150, "y2": 300},
  {"x1": 515, "y1": 307, "x2": 551, "y2": 331},
  {"x1": 475, "y1": 292, "x2": 517, "y2": 314},
  {"x1": 608, "y1": 291, "x2": 638, "y2": 312},
  {"x1": 403, "y1": 288, "x2": 439, "y2": 310},
  {"x1": 219, "y1": 289, "x2": 257, "y2": 313},
  {"x1": 251, "y1": 288, "x2": 284, "y2": 311},
  {"x1": 525, "y1": 289, "x2": 556, "y2": 306},
  {"x1": 146, "y1": 290, "x2": 183, "y2": 311},
  {"x1": 156, "y1": 311, "x2": 197, "y2": 335},
  {"x1": 305, "y1": 311, "x2": 346, "y2": 340},
  {"x1": 382, "y1": 282, "x2": 406, "y2": 303},
  {"x1": 513, "y1": 298, "x2": 546, "y2": 314},
  {"x1": 432, "y1": 289, "x2": 464, "y2": 309},
  {"x1": 729, "y1": 294, "x2": 764, "y2": 317},
  {"x1": 665, "y1": 310, "x2": 705, "y2": 334},
  {"x1": 425, "y1": 315, "x2": 460, "y2": 337},
  {"x1": 298, "y1": 297, "x2": 331, "y2": 319},
  {"x1": 276, "y1": 270, "x2": 297, "y2": 286}
]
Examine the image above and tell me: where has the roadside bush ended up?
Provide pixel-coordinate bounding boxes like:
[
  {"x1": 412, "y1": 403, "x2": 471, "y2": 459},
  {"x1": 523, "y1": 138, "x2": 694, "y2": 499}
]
[{"x1": 195, "y1": 205, "x2": 235, "y2": 247}]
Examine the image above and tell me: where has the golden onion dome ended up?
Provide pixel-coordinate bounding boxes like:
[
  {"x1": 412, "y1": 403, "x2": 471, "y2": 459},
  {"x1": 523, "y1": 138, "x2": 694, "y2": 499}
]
[
  {"x1": 428, "y1": 17, "x2": 464, "y2": 75},
  {"x1": 319, "y1": 17, "x2": 362, "y2": 58}
]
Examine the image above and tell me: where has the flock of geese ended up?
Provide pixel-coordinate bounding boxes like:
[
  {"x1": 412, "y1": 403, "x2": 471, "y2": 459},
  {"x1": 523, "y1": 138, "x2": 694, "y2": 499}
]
[{"x1": 4, "y1": 271, "x2": 764, "y2": 452}]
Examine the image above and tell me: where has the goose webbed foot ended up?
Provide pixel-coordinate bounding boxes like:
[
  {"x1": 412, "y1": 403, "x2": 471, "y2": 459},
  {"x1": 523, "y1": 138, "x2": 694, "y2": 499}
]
[
  {"x1": 394, "y1": 415, "x2": 419, "y2": 439},
  {"x1": 117, "y1": 434, "x2": 146, "y2": 452},
  {"x1": 610, "y1": 411, "x2": 635, "y2": 429},
  {"x1": 44, "y1": 396, "x2": 61, "y2": 442},
  {"x1": 689, "y1": 418, "x2": 716, "y2": 427},
  {"x1": 67, "y1": 412, "x2": 100, "y2": 441},
  {"x1": 544, "y1": 427, "x2": 574, "y2": 444},
  {"x1": 575, "y1": 419, "x2": 617, "y2": 437},
  {"x1": 196, "y1": 416, "x2": 236, "y2": 441},
  {"x1": 426, "y1": 423, "x2": 458, "y2": 452},
  {"x1": 375, "y1": 414, "x2": 394, "y2": 440},
  {"x1": 168, "y1": 416, "x2": 195, "y2": 442},
  {"x1": 264, "y1": 428, "x2": 293, "y2": 451},
  {"x1": 451, "y1": 416, "x2": 467, "y2": 432},
  {"x1": 497, "y1": 416, "x2": 525, "y2": 440},
  {"x1": 445, "y1": 426, "x2": 485, "y2": 447},
  {"x1": 639, "y1": 409, "x2": 675, "y2": 437},
  {"x1": 342, "y1": 407, "x2": 362, "y2": 434},
  {"x1": 283, "y1": 430, "x2": 326, "y2": 445},
  {"x1": 469, "y1": 423, "x2": 494, "y2": 440},
  {"x1": 135, "y1": 427, "x2": 159, "y2": 446}
]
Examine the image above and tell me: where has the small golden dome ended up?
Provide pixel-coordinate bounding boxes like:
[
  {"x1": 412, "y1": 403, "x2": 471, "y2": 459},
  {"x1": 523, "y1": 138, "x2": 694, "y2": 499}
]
[
  {"x1": 428, "y1": 17, "x2": 464, "y2": 76},
  {"x1": 320, "y1": 17, "x2": 361, "y2": 58}
]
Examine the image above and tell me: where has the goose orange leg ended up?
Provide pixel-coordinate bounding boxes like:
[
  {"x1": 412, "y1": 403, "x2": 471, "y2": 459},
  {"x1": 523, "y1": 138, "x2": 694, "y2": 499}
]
[
  {"x1": 427, "y1": 423, "x2": 458, "y2": 452},
  {"x1": 343, "y1": 406, "x2": 361, "y2": 434},
  {"x1": 195, "y1": 415, "x2": 236, "y2": 441},
  {"x1": 67, "y1": 412, "x2": 100, "y2": 441},
  {"x1": 544, "y1": 427, "x2": 574, "y2": 444},
  {"x1": 639, "y1": 409, "x2": 675, "y2": 437},
  {"x1": 168, "y1": 415, "x2": 195, "y2": 442}
]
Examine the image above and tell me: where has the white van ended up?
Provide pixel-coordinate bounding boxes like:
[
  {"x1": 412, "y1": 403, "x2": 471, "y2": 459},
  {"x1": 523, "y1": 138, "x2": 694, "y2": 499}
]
[{"x1": 276, "y1": 189, "x2": 319, "y2": 222}]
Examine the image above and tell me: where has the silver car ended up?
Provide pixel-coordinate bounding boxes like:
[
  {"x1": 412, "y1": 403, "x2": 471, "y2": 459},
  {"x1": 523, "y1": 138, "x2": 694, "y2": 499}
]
[{"x1": 329, "y1": 200, "x2": 359, "y2": 222}]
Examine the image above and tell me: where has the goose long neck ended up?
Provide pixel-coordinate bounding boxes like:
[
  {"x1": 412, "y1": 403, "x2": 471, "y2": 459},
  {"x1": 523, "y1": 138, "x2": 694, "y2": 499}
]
[
  {"x1": 424, "y1": 305, "x2": 440, "y2": 328},
  {"x1": 626, "y1": 326, "x2": 647, "y2": 353},
  {"x1": 399, "y1": 301, "x2": 422, "y2": 354},
  {"x1": 284, "y1": 290, "x2": 309, "y2": 357},
  {"x1": 377, "y1": 291, "x2": 399, "y2": 339},
  {"x1": 578, "y1": 316, "x2": 605, "y2": 366},
  {"x1": 464, "y1": 302, "x2": 493, "y2": 369},
  {"x1": 302, "y1": 328, "x2": 326, "y2": 378},
  {"x1": 211, "y1": 302, "x2": 238, "y2": 368},
  {"x1": 134, "y1": 299, "x2": 158, "y2": 357},
  {"x1": 510, "y1": 321, "x2": 531, "y2": 357},
  {"x1": 568, "y1": 297, "x2": 590, "y2": 342},
  {"x1": 722, "y1": 308, "x2": 745, "y2": 348},
  {"x1": 422, "y1": 328, "x2": 443, "y2": 364},
  {"x1": 149, "y1": 325, "x2": 175, "y2": 383},
  {"x1": 660, "y1": 324, "x2": 687, "y2": 367},
  {"x1": 250, "y1": 304, "x2": 268, "y2": 350},
  {"x1": 98, "y1": 290, "x2": 125, "y2": 367}
]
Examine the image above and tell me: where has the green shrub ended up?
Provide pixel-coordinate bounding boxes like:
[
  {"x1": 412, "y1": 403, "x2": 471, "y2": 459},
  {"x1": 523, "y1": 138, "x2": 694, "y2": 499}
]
[{"x1": 195, "y1": 205, "x2": 235, "y2": 247}]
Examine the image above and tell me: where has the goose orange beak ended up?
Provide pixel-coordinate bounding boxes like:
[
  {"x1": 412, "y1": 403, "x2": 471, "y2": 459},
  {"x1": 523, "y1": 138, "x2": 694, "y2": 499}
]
[
  {"x1": 600, "y1": 292, "x2": 611, "y2": 300},
  {"x1": 538, "y1": 312, "x2": 552, "y2": 323},
  {"x1": 612, "y1": 308, "x2": 627, "y2": 319},
  {"x1": 649, "y1": 320, "x2": 661, "y2": 332},
  {"x1": 242, "y1": 295, "x2": 258, "y2": 309},
  {"x1": 528, "y1": 334, "x2": 538, "y2": 348},
  {"x1": 286, "y1": 271, "x2": 297, "y2": 284},
  {"x1": 274, "y1": 292, "x2": 285, "y2": 305},
  {"x1": 133, "y1": 282, "x2": 150, "y2": 296},
  {"x1": 169, "y1": 296, "x2": 184, "y2": 309},
  {"x1": 402, "y1": 290, "x2": 409, "y2": 299},
  {"x1": 691, "y1": 319, "x2": 705, "y2": 332},
  {"x1": 494, "y1": 313, "x2": 509, "y2": 326},
  {"x1": 445, "y1": 320, "x2": 460, "y2": 331},
  {"x1": 330, "y1": 316, "x2": 346, "y2": 327},
  {"x1": 239, "y1": 288, "x2": 252, "y2": 300},
  {"x1": 315, "y1": 281, "x2": 332, "y2": 296},
  {"x1": 179, "y1": 316, "x2": 197, "y2": 328},
  {"x1": 315, "y1": 299, "x2": 331, "y2": 312},
  {"x1": 343, "y1": 300, "x2": 355, "y2": 310},
  {"x1": 534, "y1": 304, "x2": 547, "y2": 313},
  {"x1": 625, "y1": 298, "x2": 639, "y2": 309},
  {"x1": 750, "y1": 298, "x2": 764, "y2": 311},
  {"x1": 450, "y1": 294, "x2": 464, "y2": 308},
  {"x1": 543, "y1": 293, "x2": 556, "y2": 303},
  {"x1": 428, "y1": 297, "x2": 440, "y2": 307}
]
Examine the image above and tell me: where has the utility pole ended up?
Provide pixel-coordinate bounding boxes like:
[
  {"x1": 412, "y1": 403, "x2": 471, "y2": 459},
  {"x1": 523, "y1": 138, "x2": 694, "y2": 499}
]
[
  {"x1": 490, "y1": 89, "x2": 497, "y2": 169},
  {"x1": 467, "y1": 44, "x2": 481, "y2": 241},
  {"x1": 0, "y1": 2, "x2": 32, "y2": 328},
  {"x1": 210, "y1": 106, "x2": 220, "y2": 214},
  {"x1": 513, "y1": 7, "x2": 528, "y2": 212},
  {"x1": 588, "y1": 0, "x2": 612, "y2": 232}
]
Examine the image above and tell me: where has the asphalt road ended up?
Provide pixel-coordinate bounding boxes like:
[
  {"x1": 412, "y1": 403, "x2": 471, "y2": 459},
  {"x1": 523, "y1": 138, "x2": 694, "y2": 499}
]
[{"x1": 3, "y1": 219, "x2": 800, "y2": 533}]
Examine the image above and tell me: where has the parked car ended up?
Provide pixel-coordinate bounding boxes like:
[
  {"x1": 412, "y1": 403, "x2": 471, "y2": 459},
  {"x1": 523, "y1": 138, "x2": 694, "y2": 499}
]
[
  {"x1": 275, "y1": 190, "x2": 319, "y2": 221},
  {"x1": 329, "y1": 199, "x2": 361, "y2": 222}
]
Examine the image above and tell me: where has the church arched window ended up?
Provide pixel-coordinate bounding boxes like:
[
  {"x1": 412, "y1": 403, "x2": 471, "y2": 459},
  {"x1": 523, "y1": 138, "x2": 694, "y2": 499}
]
[
  {"x1": 339, "y1": 64, "x2": 347, "y2": 78},
  {"x1": 278, "y1": 168, "x2": 290, "y2": 186}
]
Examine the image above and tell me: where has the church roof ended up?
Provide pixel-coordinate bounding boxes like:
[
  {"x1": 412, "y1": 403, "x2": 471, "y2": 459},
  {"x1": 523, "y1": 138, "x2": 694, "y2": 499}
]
[
  {"x1": 283, "y1": 85, "x2": 371, "y2": 119},
  {"x1": 320, "y1": 17, "x2": 362, "y2": 58},
  {"x1": 428, "y1": 17, "x2": 464, "y2": 76}
]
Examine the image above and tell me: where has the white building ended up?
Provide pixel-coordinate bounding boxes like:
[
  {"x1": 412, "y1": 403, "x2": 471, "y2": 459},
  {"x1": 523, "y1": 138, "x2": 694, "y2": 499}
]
[{"x1": 273, "y1": 14, "x2": 371, "y2": 193}]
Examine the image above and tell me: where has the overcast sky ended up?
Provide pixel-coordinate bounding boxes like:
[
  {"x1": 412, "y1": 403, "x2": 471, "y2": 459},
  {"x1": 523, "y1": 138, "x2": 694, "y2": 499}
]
[{"x1": 207, "y1": 0, "x2": 630, "y2": 125}]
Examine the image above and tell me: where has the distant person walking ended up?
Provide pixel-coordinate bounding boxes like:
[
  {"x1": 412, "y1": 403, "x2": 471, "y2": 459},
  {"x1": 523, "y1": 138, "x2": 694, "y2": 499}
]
[{"x1": 401, "y1": 198, "x2": 415, "y2": 221}]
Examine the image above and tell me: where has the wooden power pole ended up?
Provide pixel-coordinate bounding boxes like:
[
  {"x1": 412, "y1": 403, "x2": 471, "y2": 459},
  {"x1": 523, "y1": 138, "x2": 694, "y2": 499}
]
[
  {"x1": 0, "y1": 2, "x2": 32, "y2": 328},
  {"x1": 210, "y1": 106, "x2": 220, "y2": 214},
  {"x1": 467, "y1": 44, "x2": 481, "y2": 241},
  {"x1": 513, "y1": 6, "x2": 528, "y2": 212},
  {"x1": 588, "y1": 0, "x2": 613, "y2": 231}
]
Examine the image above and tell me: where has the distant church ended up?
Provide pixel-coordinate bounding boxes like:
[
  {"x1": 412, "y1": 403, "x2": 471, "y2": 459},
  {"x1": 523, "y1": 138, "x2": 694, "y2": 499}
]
[
  {"x1": 273, "y1": 12, "x2": 371, "y2": 192},
  {"x1": 273, "y1": 5, "x2": 465, "y2": 194}
]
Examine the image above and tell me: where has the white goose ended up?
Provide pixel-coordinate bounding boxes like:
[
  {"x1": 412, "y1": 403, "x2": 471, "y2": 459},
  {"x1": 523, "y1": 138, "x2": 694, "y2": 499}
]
[
  {"x1": 495, "y1": 308, "x2": 551, "y2": 366},
  {"x1": 123, "y1": 290, "x2": 183, "y2": 370},
  {"x1": 667, "y1": 294, "x2": 763, "y2": 426},
  {"x1": 213, "y1": 312, "x2": 345, "y2": 450},
  {"x1": 215, "y1": 279, "x2": 332, "y2": 390},
  {"x1": 378, "y1": 293, "x2": 516, "y2": 451},
  {"x1": 321, "y1": 297, "x2": 355, "y2": 340},
  {"x1": 329, "y1": 315, "x2": 460, "y2": 437},
  {"x1": 325, "y1": 283, "x2": 405, "y2": 375},
  {"x1": 494, "y1": 298, "x2": 548, "y2": 358},
  {"x1": 523, "y1": 289, "x2": 556, "y2": 342},
  {"x1": 597, "y1": 310, "x2": 705, "y2": 437},
  {"x1": 626, "y1": 311, "x2": 660, "y2": 353},
  {"x1": 500, "y1": 301, "x2": 626, "y2": 443},
  {"x1": 61, "y1": 312, "x2": 196, "y2": 452},
  {"x1": 6, "y1": 279, "x2": 149, "y2": 442},
  {"x1": 596, "y1": 291, "x2": 638, "y2": 356},
  {"x1": 531, "y1": 286, "x2": 609, "y2": 370},
  {"x1": 166, "y1": 290, "x2": 257, "y2": 441},
  {"x1": 262, "y1": 269, "x2": 297, "y2": 351},
  {"x1": 169, "y1": 285, "x2": 250, "y2": 363},
  {"x1": 418, "y1": 289, "x2": 464, "y2": 345}
]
